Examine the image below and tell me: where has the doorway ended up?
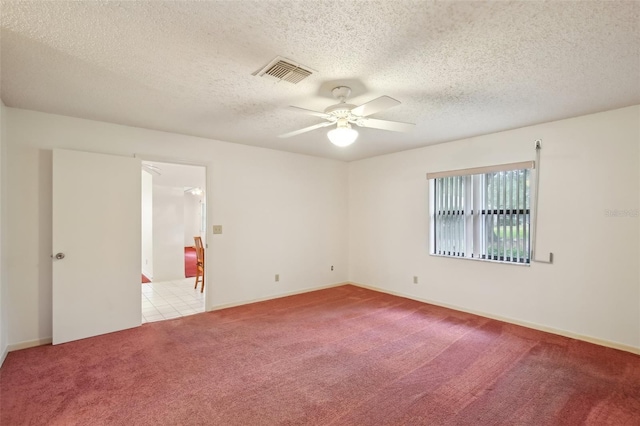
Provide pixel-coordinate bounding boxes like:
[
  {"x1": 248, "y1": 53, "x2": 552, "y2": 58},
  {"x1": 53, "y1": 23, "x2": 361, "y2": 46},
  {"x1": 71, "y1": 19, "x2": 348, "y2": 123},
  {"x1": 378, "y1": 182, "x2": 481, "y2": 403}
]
[{"x1": 140, "y1": 160, "x2": 207, "y2": 323}]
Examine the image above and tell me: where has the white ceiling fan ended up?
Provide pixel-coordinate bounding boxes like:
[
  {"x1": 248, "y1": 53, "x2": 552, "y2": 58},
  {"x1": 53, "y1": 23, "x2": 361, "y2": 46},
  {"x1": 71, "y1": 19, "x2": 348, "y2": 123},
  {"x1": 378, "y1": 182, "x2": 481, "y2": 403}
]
[{"x1": 279, "y1": 86, "x2": 415, "y2": 147}]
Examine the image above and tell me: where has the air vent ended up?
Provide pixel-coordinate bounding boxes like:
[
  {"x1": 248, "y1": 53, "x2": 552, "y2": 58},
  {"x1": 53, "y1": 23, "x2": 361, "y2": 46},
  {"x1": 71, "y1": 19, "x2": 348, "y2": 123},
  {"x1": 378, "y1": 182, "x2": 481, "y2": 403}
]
[{"x1": 253, "y1": 56, "x2": 315, "y2": 84}]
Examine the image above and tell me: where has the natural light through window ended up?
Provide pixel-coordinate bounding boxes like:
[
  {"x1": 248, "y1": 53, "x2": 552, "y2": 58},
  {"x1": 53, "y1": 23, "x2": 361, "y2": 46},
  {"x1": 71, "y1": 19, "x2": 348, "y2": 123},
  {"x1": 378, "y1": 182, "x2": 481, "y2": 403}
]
[{"x1": 428, "y1": 163, "x2": 533, "y2": 264}]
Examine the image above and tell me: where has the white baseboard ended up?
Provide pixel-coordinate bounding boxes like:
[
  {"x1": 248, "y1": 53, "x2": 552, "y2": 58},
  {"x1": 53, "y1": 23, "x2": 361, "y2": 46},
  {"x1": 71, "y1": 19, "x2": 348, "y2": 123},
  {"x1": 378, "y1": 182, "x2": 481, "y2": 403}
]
[
  {"x1": 7, "y1": 337, "x2": 52, "y2": 353},
  {"x1": 0, "y1": 344, "x2": 7, "y2": 368},
  {"x1": 348, "y1": 282, "x2": 640, "y2": 355},
  {"x1": 209, "y1": 281, "x2": 350, "y2": 312}
]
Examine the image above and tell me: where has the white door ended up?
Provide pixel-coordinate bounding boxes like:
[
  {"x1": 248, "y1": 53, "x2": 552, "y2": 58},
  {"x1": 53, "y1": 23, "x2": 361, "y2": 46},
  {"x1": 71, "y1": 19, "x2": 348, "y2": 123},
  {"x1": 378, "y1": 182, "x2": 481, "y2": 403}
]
[{"x1": 52, "y1": 149, "x2": 141, "y2": 344}]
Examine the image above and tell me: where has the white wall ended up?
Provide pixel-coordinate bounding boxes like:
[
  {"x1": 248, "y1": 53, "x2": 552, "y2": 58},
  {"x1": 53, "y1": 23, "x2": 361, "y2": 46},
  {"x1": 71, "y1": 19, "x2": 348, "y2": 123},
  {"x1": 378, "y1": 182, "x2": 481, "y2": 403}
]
[
  {"x1": 0, "y1": 100, "x2": 8, "y2": 365},
  {"x1": 153, "y1": 185, "x2": 185, "y2": 281},
  {"x1": 141, "y1": 170, "x2": 153, "y2": 279},
  {"x1": 150, "y1": 162, "x2": 205, "y2": 189},
  {"x1": 184, "y1": 192, "x2": 203, "y2": 247},
  {"x1": 349, "y1": 105, "x2": 640, "y2": 351},
  {"x1": 5, "y1": 108, "x2": 349, "y2": 346},
  {"x1": 6, "y1": 104, "x2": 637, "y2": 353}
]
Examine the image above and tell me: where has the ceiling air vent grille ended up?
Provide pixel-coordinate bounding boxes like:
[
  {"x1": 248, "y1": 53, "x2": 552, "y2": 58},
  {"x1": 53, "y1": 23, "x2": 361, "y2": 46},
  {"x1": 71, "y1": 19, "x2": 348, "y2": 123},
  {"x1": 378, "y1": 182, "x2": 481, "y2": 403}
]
[{"x1": 253, "y1": 56, "x2": 315, "y2": 84}]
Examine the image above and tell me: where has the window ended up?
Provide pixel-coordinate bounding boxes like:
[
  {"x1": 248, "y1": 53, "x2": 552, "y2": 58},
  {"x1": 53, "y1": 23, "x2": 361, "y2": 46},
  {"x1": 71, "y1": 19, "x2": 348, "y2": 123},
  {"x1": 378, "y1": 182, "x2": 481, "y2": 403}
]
[{"x1": 429, "y1": 163, "x2": 533, "y2": 264}]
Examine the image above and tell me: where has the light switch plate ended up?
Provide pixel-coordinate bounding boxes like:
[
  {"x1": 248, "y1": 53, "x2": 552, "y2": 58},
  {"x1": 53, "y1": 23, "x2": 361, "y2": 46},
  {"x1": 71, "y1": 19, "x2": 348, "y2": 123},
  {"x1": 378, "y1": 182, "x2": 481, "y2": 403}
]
[{"x1": 212, "y1": 225, "x2": 223, "y2": 234}]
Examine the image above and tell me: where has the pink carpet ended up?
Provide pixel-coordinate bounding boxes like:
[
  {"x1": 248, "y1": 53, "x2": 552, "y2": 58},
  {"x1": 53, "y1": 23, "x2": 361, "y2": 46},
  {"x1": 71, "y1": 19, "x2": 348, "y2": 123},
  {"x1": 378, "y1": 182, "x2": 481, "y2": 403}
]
[
  {"x1": 184, "y1": 246, "x2": 197, "y2": 278},
  {"x1": 1, "y1": 285, "x2": 639, "y2": 425}
]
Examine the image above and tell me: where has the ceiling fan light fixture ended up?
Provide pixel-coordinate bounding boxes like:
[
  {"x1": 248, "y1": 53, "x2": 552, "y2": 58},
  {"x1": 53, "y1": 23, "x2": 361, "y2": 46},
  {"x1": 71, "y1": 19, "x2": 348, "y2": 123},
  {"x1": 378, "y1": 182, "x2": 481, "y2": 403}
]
[{"x1": 327, "y1": 122, "x2": 358, "y2": 147}]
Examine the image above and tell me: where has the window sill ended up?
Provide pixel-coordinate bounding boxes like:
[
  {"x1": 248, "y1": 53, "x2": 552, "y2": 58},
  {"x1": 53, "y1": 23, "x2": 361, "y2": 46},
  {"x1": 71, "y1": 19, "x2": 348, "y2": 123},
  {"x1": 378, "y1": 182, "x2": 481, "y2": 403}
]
[{"x1": 429, "y1": 253, "x2": 531, "y2": 267}]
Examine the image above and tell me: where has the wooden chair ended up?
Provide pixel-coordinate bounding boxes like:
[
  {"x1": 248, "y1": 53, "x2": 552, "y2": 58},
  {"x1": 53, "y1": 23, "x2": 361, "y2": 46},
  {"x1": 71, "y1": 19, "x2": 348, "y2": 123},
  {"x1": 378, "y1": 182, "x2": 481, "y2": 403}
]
[{"x1": 194, "y1": 236, "x2": 205, "y2": 293}]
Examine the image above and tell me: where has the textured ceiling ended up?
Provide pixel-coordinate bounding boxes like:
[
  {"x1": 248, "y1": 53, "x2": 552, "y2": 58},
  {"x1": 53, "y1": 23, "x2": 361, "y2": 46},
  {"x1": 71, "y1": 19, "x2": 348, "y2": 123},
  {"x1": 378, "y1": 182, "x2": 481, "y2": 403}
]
[{"x1": 1, "y1": 1, "x2": 639, "y2": 161}]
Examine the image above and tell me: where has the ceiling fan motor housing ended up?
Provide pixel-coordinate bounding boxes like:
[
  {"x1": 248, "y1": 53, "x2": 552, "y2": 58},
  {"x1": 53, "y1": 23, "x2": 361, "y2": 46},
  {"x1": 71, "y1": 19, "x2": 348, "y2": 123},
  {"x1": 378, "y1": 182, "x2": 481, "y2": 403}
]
[
  {"x1": 324, "y1": 103, "x2": 357, "y2": 118},
  {"x1": 325, "y1": 86, "x2": 357, "y2": 119}
]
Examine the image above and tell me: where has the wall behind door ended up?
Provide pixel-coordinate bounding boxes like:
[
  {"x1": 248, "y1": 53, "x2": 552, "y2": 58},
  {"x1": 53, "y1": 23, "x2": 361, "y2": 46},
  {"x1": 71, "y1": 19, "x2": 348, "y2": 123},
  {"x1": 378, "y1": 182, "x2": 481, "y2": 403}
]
[
  {"x1": 141, "y1": 170, "x2": 153, "y2": 279},
  {"x1": 184, "y1": 192, "x2": 203, "y2": 247},
  {"x1": 152, "y1": 185, "x2": 185, "y2": 282}
]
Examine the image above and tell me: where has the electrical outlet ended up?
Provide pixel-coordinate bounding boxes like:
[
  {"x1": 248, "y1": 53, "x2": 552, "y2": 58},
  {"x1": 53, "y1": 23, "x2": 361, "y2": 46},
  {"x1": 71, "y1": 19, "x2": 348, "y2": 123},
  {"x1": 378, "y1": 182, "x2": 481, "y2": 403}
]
[
  {"x1": 413, "y1": 276, "x2": 418, "y2": 284},
  {"x1": 275, "y1": 274, "x2": 279, "y2": 282},
  {"x1": 331, "y1": 265, "x2": 334, "y2": 271},
  {"x1": 212, "y1": 225, "x2": 223, "y2": 234}
]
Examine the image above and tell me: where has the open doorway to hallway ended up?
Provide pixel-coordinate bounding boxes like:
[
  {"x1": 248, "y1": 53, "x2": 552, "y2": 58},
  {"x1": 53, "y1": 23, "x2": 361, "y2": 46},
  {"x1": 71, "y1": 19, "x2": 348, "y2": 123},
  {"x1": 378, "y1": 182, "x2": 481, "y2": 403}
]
[
  {"x1": 141, "y1": 278, "x2": 204, "y2": 322},
  {"x1": 140, "y1": 161, "x2": 207, "y2": 323}
]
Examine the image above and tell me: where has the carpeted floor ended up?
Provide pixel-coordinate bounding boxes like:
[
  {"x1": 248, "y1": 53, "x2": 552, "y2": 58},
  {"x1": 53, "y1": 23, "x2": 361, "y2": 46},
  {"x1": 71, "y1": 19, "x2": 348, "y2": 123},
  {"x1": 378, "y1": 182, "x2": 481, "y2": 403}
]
[{"x1": 1, "y1": 285, "x2": 639, "y2": 425}]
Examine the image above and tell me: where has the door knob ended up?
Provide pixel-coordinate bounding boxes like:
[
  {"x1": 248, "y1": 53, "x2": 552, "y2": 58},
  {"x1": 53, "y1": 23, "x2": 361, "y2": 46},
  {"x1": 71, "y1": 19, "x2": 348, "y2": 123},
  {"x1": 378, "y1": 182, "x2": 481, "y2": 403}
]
[{"x1": 55, "y1": 252, "x2": 65, "y2": 260}]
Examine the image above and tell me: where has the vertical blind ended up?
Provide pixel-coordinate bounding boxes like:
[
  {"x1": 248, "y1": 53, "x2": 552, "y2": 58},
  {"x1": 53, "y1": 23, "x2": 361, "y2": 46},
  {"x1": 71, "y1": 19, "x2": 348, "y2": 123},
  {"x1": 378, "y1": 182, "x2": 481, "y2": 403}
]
[
  {"x1": 481, "y1": 169, "x2": 530, "y2": 263},
  {"x1": 433, "y1": 175, "x2": 467, "y2": 257}
]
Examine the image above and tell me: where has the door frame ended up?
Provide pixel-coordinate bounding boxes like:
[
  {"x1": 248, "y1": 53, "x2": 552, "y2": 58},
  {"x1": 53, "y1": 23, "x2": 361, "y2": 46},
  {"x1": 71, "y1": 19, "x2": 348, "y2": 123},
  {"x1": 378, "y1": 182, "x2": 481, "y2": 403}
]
[{"x1": 135, "y1": 153, "x2": 214, "y2": 312}]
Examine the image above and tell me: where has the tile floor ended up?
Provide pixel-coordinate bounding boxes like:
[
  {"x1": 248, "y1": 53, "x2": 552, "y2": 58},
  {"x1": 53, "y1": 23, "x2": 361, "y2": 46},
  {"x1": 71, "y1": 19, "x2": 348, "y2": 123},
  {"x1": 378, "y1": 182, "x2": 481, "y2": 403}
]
[{"x1": 142, "y1": 277, "x2": 205, "y2": 323}]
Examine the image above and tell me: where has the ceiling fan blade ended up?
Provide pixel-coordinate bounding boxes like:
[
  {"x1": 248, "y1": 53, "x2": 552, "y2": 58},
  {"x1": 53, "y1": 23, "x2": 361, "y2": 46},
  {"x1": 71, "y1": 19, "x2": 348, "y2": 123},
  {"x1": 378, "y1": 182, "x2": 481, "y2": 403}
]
[
  {"x1": 351, "y1": 96, "x2": 401, "y2": 117},
  {"x1": 278, "y1": 121, "x2": 333, "y2": 138},
  {"x1": 357, "y1": 117, "x2": 415, "y2": 133},
  {"x1": 288, "y1": 106, "x2": 331, "y2": 119}
]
